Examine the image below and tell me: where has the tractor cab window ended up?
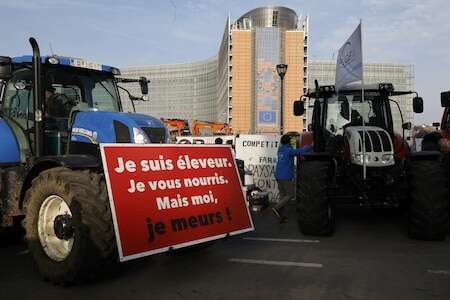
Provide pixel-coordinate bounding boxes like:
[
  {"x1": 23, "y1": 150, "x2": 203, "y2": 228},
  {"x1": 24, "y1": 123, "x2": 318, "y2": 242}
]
[
  {"x1": 351, "y1": 99, "x2": 375, "y2": 125},
  {"x1": 91, "y1": 78, "x2": 119, "y2": 112},
  {"x1": 43, "y1": 69, "x2": 86, "y2": 155},
  {"x1": 325, "y1": 93, "x2": 386, "y2": 137},
  {"x1": 44, "y1": 83, "x2": 82, "y2": 122},
  {"x1": 2, "y1": 68, "x2": 33, "y2": 159},
  {"x1": 44, "y1": 68, "x2": 120, "y2": 113},
  {"x1": 0, "y1": 80, "x2": 4, "y2": 100},
  {"x1": 3, "y1": 70, "x2": 34, "y2": 129}
]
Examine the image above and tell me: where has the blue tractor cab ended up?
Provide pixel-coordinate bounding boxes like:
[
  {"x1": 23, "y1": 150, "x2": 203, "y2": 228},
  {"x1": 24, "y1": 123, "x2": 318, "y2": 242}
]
[{"x1": 1, "y1": 51, "x2": 166, "y2": 163}]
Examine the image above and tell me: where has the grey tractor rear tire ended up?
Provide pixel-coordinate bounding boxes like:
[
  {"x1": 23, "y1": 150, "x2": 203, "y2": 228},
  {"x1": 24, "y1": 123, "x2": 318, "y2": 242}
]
[
  {"x1": 297, "y1": 161, "x2": 335, "y2": 236},
  {"x1": 407, "y1": 159, "x2": 449, "y2": 241},
  {"x1": 24, "y1": 167, "x2": 116, "y2": 284}
]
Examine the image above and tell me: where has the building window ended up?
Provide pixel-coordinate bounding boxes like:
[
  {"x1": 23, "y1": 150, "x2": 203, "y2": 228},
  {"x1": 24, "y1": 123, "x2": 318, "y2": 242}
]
[{"x1": 272, "y1": 11, "x2": 278, "y2": 26}]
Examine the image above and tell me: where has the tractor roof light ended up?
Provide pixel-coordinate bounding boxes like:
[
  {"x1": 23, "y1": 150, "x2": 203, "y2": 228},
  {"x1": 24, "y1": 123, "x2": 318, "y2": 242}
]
[
  {"x1": 379, "y1": 83, "x2": 394, "y2": 92},
  {"x1": 110, "y1": 67, "x2": 121, "y2": 75},
  {"x1": 47, "y1": 56, "x2": 59, "y2": 65},
  {"x1": 319, "y1": 85, "x2": 336, "y2": 96}
]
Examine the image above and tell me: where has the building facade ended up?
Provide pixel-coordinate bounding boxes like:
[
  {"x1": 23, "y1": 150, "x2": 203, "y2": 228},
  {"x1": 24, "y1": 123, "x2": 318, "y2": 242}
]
[
  {"x1": 120, "y1": 58, "x2": 218, "y2": 122},
  {"x1": 119, "y1": 6, "x2": 415, "y2": 137},
  {"x1": 217, "y1": 7, "x2": 308, "y2": 134},
  {"x1": 307, "y1": 61, "x2": 415, "y2": 138},
  {"x1": 121, "y1": 6, "x2": 308, "y2": 134}
]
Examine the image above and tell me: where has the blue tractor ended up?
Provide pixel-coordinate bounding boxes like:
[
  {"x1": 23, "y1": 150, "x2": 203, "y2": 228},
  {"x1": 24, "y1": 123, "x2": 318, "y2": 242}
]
[{"x1": 0, "y1": 38, "x2": 167, "y2": 284}]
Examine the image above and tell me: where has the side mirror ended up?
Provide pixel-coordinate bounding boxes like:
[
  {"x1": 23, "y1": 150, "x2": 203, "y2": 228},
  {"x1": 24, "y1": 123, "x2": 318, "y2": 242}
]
[
  {"x1": 293, "y1": 100, "x2": 305, "y2": 116},
  {"x1": 432, "y1": 122, "x2": 440, "y2": 129},
  {"x1": 413, "y1": 97, "x2": 423, "y2": 113},
  {"x1": 402, "y1": 122, "x2": 412, "y2": 130},
  {"x1": 441, "y1": 91, "x2": 450, "y2": 107},
  {"x1": 139, "y1": 76, "x2": 149, "y2": 95},
  {"x1": 0, "y1": 56, "x2": 12, "y2": 80}
]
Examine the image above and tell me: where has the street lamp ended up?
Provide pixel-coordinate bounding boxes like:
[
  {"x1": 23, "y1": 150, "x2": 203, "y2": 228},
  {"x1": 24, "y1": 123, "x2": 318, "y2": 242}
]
[{"x1": 276, "y1": 63, "x2": 288, "y2": 134}]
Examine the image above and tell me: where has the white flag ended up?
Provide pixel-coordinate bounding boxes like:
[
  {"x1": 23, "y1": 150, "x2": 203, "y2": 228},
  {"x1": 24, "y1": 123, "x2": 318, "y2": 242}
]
[{"x1": 335, "y1": 23, "x2": 363, "y2": 90}]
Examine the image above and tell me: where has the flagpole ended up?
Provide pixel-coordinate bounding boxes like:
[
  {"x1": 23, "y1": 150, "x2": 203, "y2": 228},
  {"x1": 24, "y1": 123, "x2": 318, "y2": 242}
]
[{"x1": 360, "y1": 19, "x2": 367, "y2": 180}]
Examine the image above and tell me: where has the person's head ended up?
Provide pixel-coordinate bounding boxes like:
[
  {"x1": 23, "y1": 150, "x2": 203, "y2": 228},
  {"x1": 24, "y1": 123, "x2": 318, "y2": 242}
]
[{"x1": 280, "y1": 134, "x2": 291, "y2": 145}]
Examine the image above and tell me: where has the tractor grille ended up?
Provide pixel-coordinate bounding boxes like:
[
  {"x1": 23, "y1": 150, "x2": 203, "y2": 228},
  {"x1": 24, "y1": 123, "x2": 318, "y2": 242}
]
[
  {"x1": 358, "y1": 129, "x2": 392, "y2": 152},
  {"x1": 113, "y1": 120, "x2": 131, "y2": 143},
  {"x1": 141, "y1": 127, "x2": 166, "y2": 143}
]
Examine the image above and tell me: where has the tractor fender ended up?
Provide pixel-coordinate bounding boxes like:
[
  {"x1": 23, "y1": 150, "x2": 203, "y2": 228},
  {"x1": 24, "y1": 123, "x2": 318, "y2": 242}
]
[
  {"x1": 421, "y1": 131, "x2": 443, "y2": 152},
  {"x1": 0, "y1": 118, "x2": 20, "y2": 165},
  {"x1": 393, "y1": 133, "x2": 410, "y2": 160},
  {"x1": 407, "y1": 150, "x2": 442, "y2": 162},
  {"x1": 301, "y1": 152, "x2": 333, "y2": 161},
  {"x1": 297, "y1": 131, "x2": 313, "y2": 147},
  {"x1": 19, "y1": 154, "x2": 99, "y2": 209}
]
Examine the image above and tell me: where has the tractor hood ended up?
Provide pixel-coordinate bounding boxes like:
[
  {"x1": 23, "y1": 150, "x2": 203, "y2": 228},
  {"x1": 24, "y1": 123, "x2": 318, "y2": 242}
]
[
  {"x1": 345, "y1": 126, "x2": 395, "y2": 167},
  {"x1": 70, "y1": 111, "x2": 168, "y2": 144}
]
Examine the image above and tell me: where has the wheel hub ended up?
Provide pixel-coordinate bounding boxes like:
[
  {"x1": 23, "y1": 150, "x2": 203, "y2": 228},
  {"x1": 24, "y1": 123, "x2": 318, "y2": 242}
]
[
  {"x1": 38, "y1": 195, "x2": 74, "y2": 262},
  {"x1": 53, "y1": 214, "x2": 74, "y2": 240}
]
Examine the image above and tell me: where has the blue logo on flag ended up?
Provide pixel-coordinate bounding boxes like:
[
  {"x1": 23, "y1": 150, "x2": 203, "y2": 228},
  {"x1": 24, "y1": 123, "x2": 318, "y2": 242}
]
[{"x1": 259, "y1": 111, "x2": 276, "y2": 124}]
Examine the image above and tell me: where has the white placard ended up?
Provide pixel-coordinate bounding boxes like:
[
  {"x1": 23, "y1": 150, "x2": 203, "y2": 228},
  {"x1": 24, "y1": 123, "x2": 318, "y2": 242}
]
[{"x1": 235, "y1": 134, "x2": 280, "y2": 202}]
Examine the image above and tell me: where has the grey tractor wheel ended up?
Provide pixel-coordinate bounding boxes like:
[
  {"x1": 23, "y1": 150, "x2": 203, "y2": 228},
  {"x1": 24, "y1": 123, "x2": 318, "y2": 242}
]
[
  {"x1": 297, "y1": 161, "x2": 335, "y2": 236},
  {"x1": 24, "y1": 167, "x2": 116, "y2": 284},
  {"x1": 407, "y1": 159, "x2": 449, "y2": 241}
]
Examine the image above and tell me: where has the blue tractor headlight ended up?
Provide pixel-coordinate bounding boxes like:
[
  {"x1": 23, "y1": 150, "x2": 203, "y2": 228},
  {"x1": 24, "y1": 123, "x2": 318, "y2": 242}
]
[{"x1": 133, "y1": 127, "x2": 149, "y2": 144}]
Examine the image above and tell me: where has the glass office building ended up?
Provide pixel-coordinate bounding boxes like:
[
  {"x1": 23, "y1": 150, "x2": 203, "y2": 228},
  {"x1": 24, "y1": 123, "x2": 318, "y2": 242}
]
[{"x1": 120, "y1": 58, "x2": 218, "y2": 122}]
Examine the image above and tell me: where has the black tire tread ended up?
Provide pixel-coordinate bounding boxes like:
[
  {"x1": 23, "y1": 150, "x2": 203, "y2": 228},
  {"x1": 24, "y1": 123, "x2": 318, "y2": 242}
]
[
  {"x1": 296, "y1": 161, "x2": 334, "y2": 236},
  {"x1": 24, "y1": 167, "x2": 116, "y2": 284},
  {"x1": 408, "y1": 159, "x2": 449, "y2": 241}
]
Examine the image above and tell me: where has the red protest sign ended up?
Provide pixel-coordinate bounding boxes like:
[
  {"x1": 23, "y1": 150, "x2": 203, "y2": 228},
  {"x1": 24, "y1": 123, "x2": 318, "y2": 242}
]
[{"x1": 100, "y1": 144, "x2": 254, "y2": 261}]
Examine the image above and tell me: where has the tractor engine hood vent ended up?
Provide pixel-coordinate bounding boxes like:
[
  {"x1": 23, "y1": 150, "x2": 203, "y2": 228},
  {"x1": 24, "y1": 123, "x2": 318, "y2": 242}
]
[{"x1": 345, "y1": 126, "x2": 395, "y2": 167}]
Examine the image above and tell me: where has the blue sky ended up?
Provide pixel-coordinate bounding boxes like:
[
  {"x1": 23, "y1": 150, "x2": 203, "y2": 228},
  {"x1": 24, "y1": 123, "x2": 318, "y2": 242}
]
[{"x1": 1, "y1": 0, "x2": 449, "y2": 124}]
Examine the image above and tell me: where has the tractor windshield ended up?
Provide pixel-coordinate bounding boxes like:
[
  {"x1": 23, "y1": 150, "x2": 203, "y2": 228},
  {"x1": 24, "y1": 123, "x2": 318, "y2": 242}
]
[
  {"x1": 43, "y1": 66, "x2": 121, "y2": 113},
  {"x1": 90, "y1": 75, "x2": 120, "y2": 112},
  {"x1": 325, "y1": 92, "x2": 389, "y2": 137}
]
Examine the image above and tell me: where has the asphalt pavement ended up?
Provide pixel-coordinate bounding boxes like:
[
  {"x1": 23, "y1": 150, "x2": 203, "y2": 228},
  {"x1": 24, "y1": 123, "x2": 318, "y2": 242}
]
[{"x1": 1, "y1": 204, "x2": 449, "y2": 300}]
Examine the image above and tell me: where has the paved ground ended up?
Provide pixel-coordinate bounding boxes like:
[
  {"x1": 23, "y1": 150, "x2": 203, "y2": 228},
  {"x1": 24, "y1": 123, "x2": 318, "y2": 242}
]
[{"x1": 1, "y1": 205, "x2": 449, "y2": 300}]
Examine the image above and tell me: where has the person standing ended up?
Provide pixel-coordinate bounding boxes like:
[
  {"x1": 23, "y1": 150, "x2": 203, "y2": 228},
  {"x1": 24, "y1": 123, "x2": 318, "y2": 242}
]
[{"x1": 272, "y1": 134, "x2": 313, "y2": 223}]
